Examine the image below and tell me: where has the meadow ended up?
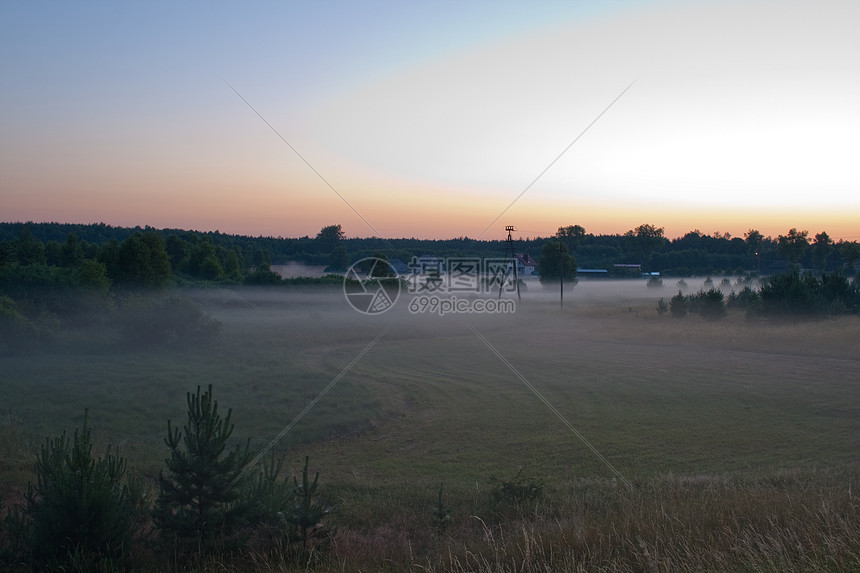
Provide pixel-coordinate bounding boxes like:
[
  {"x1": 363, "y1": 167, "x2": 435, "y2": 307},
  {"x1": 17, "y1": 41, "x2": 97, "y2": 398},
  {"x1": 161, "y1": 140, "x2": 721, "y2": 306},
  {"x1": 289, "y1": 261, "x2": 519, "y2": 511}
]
[{"x1": 2, "y1": 279, "x2": 860, "y2": 570}]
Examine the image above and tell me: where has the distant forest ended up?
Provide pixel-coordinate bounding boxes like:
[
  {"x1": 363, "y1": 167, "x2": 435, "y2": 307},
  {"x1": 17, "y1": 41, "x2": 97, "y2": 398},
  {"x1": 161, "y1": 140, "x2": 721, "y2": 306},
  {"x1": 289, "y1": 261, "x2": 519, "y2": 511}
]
[{"x1": 1, "y1": 221, "x2": 859, "y2": 287}]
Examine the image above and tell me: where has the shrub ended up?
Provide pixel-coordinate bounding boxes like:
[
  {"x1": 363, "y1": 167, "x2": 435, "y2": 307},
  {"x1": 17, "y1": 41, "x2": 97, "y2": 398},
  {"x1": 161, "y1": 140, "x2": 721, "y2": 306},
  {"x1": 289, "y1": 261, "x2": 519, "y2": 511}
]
[
  {"x1": 727, "y1": 286, "x2": 760, "y2": 312},
  {"x1": 758, "y1": 272, "x2": 819, "y2": 316},
  {"x1": 646, "y1": 276, "x2": 663, "y2": 288},
  {"x1": 119, "y1": 295, "x2": 220, "y2": 347},
  {"x1": 669, "y1": 291, "x2": 688, "y2": 318},
  {"x1": 0, "y1": 292, "x2": 39, "y2": 351},
  {"x1": 656, "y1": 297, "x2": 669, "y2": 315},
  {"x1": 755, "y1": 271, "x2": 860, "y2": 317},
  {"x1": 243, "y1": 454, "x2": 334, "y2": 562},
  {"x1": 489, "y1": 470, "x2": 543, "y2": 512},
  {"x1": 693, "y1": 288, "x2": 727, "y2": 320},
  {"x1": 244, "y1": 263, "x2": 283, "y2": 285}
]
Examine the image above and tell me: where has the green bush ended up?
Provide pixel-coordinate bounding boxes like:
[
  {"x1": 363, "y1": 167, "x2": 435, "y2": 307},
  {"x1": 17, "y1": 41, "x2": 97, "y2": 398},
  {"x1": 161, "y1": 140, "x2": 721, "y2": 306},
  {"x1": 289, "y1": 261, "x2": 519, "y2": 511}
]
[
  {"x1": 489, "y1": 470, "x2": 543, "y2": 512},
  {"x1": 0, "y1": 292, "x2": 40, "y2": 351},
  {"x1": 693, "y1": 288, "x2": 727, "y2": 320},
  {"x1": 119, "y1": 295, "x2": 220, "y2": 347},
  {"x1": 246, "y1": 455, "x2": 336, "y2": 561},
  {"x1": 669, "y1": 291, "x2": 688, "y2": 318},
  {"x1": 757, "y1": 271, "x2": 858, "y2": 317},
  {"x1": 244, "y1": 263, "x2": 283, "y2": 285},
  {"x1": 727, "y1": 285, "x2": 760, "y2": 313},
  {"x1": 646, "y1": 276, "x2": 663, "y2": 288}
]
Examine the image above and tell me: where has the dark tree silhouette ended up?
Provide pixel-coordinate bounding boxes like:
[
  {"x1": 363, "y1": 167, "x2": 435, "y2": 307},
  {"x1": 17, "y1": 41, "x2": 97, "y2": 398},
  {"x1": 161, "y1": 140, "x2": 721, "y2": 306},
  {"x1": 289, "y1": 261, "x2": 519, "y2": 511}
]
[
  {"x1": 538, "y1": 240, "x2": 576, "y2": 285},
  {"x1": 777, "y1": 228, "x2": 809, "y2": 267},
  {"x1": 315, "y1": 224, "x2": 345, "y2": 253}
]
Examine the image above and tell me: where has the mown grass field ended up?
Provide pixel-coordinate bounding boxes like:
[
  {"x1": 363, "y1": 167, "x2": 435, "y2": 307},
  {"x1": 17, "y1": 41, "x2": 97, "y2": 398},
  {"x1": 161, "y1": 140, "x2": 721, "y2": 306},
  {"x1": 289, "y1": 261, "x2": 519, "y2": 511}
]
[{"x1": 2, "y1": 280, "x2": 860, "y2": 570}]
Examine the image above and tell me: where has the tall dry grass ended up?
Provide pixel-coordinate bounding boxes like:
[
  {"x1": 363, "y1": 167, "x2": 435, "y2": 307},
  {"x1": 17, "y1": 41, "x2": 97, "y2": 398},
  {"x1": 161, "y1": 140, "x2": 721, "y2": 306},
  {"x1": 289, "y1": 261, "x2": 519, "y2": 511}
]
[
  {"x1": 409, "y1": 470, "x2": 860, "y2": 573},
  {"x1": 152, "y1": 468, "x2": 859, "y2": 571}
]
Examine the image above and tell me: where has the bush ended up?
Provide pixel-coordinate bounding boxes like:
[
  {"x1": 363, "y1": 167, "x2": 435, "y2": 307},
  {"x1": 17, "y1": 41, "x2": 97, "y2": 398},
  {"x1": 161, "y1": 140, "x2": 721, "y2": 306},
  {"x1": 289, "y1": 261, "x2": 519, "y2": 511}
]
[
  {"x1": 727, "y1": 286, "x2": 760, "y2": 312},
  {"x1": 244, "y1": 263, "x2": 283, "y2": 285},
  {"x1": 692, "y1": 288, "x2": 727, "y2": 320},
  {"x1": 245, "y1": 455, "x2": 335, "y2": 561},
  {"x1": 0, "y1": 292, "x2": 40, "y2": 351},
  {"x1": 119, "y1": 295, "x2": 220, "y2": 347},
  {"x1": 669, "y1": 291, "x2": 688, "y2": 318},
  {"x1": 656, "y1": 297, "x2": 669, "y2": 315},
  {"x1": 756, "y1": 271, "x2": 858, "y2": 317},
  {"x1": 489, "y1": 470, "x2": 543, "y2": 512},
  {"x1": 646, "y1": 276, "x2": 663, "y2": 288}
]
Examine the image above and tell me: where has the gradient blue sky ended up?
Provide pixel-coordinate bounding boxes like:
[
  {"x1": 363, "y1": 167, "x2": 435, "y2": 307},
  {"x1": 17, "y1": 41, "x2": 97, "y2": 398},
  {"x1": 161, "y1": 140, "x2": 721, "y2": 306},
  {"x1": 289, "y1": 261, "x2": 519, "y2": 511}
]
[{"x1": 2, "y1": 0, "x2": 858, "y2": 240}]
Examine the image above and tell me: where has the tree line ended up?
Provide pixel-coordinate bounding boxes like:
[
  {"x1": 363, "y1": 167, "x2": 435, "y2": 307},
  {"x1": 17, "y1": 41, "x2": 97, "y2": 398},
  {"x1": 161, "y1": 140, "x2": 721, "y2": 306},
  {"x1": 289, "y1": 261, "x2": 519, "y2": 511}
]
[{"x1": 2, "y1": 221, "x2": 859, "y2": 286}]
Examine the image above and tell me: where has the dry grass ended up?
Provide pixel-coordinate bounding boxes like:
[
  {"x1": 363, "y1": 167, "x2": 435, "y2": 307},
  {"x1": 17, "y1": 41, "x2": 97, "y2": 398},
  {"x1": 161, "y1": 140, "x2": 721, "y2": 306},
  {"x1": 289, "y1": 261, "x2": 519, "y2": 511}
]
[{"x1": 139, "y1": 469, "x2": 860, "y2": 572}]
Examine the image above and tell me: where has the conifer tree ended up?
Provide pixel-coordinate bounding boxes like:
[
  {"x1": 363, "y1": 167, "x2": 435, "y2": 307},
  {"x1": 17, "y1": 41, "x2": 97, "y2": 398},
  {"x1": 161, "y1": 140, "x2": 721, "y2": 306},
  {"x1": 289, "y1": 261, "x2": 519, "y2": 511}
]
[
  {"x1": 17, "y1": 411, "x2": 137, "y2": 569},
  {"x1": 152, "y1": 385, "x2": 252, "y2": 555},
  {"x1": 288, "y1": 456, "x2": 332, "y2": 552}
]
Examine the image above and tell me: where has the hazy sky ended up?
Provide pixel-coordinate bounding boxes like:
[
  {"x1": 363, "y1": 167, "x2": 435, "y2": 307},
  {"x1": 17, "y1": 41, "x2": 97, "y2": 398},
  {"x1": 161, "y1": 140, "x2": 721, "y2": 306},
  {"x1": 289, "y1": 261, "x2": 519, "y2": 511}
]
[{"x1": 2, "y1": 0, "x2": 858, "y2": 241}]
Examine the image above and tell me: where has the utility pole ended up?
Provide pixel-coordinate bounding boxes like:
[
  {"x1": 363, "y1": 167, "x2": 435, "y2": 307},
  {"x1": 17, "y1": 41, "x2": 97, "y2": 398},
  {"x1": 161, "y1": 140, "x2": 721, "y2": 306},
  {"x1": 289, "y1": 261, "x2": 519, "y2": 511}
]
[
  {"x1": 499, "y1": 225, "x2": 521, "y2": 301},
  {"x1": 558, "y1": 242, "x2": 564, "y2": 309}
]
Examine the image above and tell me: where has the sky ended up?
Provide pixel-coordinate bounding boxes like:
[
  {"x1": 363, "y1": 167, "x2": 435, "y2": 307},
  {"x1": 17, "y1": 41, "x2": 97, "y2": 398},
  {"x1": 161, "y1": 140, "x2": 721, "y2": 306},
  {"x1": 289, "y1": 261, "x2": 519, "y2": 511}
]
[{"x1": 1, "y1": 0, "x2": 858, "y2": 241}]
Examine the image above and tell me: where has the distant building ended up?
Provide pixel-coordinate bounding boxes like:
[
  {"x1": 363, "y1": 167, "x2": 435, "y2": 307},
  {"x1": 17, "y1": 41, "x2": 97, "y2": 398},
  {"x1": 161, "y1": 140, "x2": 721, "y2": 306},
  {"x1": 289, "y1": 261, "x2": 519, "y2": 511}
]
[
  {"x1": 514, "y1": 253, "x2": 537, "y2": 276},
  {"x1": 577, "y1": 268, "x2": 609, "y2": 280},
  {"x1": 613, "y1": 263, "x2": 643, "y2": 278}
]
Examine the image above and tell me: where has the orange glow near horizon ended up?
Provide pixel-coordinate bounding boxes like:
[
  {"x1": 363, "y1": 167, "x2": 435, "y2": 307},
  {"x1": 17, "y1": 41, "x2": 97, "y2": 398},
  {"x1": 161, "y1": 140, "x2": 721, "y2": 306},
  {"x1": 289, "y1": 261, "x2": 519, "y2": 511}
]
[
  {"x1": 3, "y1": 1, "x2": 858, "y2": 246},
  {"x1": 5, "y1": 175, "x2": 857, "y2": 243}
]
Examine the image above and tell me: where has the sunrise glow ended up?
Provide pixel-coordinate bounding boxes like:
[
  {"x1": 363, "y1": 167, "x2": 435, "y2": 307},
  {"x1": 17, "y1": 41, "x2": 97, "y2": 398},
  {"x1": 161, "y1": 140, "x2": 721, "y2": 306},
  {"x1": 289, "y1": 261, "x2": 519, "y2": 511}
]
[{"x1": 2, "y1": 0, "x2": 858, "y2": 241}]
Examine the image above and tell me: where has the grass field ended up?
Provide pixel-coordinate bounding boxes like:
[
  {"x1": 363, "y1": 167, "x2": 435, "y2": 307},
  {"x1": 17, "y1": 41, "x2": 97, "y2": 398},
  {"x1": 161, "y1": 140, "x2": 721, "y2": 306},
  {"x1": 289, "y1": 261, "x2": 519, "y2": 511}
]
[{"x1": 2, "y1": 280, "x2": 860, "y2": 570}]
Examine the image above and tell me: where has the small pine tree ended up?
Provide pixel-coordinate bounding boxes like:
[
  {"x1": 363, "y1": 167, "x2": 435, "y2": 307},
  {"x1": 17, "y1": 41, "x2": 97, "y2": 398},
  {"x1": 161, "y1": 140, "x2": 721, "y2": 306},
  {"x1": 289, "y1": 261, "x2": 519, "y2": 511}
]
[
  {"x1": 669, "y1": 291, "x2": 688, "y2": 318},
  {"x1": 287, "y1": 456, "x2": 333, "y2": 555},
  {"x1": 19, "y1": 411, "x2": 137, "y2": 569},
  {"x1": 152, "y1": 385, "x2": 253, "y2": 556},
  {"x1": 697, "y1": 288, "x2": 727, "y2": 320},
  {"x1": 432, "y1": 482, "x2": 452, "y2": 534}
]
